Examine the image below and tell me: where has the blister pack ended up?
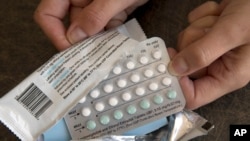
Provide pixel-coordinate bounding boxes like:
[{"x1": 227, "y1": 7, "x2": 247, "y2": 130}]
[{"x1": 63, "y1": 37, "x2": 186, "y2": 140}]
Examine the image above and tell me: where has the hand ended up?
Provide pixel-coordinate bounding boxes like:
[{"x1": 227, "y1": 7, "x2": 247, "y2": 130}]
[
  {"x1": 168, "y1": 0, "x2": 250, "y2": 109},
  {"x1": 34, "y1": 0, "x2": 148, "y2": 51}
]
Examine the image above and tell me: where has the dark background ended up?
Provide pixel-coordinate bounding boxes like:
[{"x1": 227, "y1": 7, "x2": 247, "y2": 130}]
[{"x1": 1, "y1": 0, "x2": 250, "y2": 140}]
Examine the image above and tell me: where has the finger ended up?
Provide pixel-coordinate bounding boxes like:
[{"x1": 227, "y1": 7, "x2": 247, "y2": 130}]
[
  {"x1": 34, "y1": 0, "x2": 71, "y2": 51},
  {"x1": 66, "y1": 0, "x2": 139, "y2": 44},
  {"x1": 70, "y1": 0, "x2": 92, "y2": 7},
  {"x1": 178, "y1": 16, "x2": 218, "y2": 51},
  {"x1": 182, "y1": 45, "x2": 250, "y2": 109},
  {"x1": 168, "y1": 16, "x2": 248, "y2": 76},
  {"x1": 177, "y1": 27, "x2": 206, "y2": 51},
  {"x1": 188, "y1": 1, "x2": 220, "y2": 23},
  {"x1": 167, "y1": 47, "x2": 177, "y2": 59},
  {"x1": 105, "y1": 11, "x2": 128, "y2": 29}
]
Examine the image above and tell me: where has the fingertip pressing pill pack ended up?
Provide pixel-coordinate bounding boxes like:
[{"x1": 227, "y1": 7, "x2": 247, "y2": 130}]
[{"x1": 61, "y1": 37, "x2": 186, "y2": 140}]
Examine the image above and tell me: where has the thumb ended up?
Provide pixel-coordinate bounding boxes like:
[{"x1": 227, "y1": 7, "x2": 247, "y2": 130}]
[
  {"x1": 66, "y1": 0, "x2": 137, "y2": 44},
  {"x1": 168, "y1": 18, "x2": 247, "y2": 76}
]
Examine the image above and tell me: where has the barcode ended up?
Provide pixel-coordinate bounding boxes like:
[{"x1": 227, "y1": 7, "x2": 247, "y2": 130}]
[{"x1": 15, "y1": 83, "x2": 53, "y2": 119}]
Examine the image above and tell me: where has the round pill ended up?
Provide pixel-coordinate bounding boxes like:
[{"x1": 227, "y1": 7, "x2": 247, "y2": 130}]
[
  {"x1": 162, "y1": 77, "x2": 172, "y2": 86},
  {"x1": 149, "y1": 82, "x2": 158, "y2": 91},
  {"x1": 127, "y1": 105, "x2": 137, "y2": 115},
  {"x1": 81, "y1": 107, "x2": 91, "y2": 117},
  {"x1": 126, "y1": 61, "x2": 135, "y2": 69},
  {"x1": 95, "y1": 102, "x2": 105, "y2": 111},
  {"x1": 113, "y1": 110, "x2": 123, "y2": 120},
  {"x1": 122, "y1": 92, "x2": 132, "y2": 101},
  {"x1": 117, "y1": 79, "x2": 127, "y2": 88},
  {"x1": 144, "y1": 69, "x2": 154, "y2": 78},
  {"x1": 113, "y1": 66, "x2": 122, "y2": 75},
  {"x1": 78, "y1": 96, "x2": 86, "y2": 103},
  {"x1": 139, "y1": 56, "x2": 149, "y2": 64},
  {"x1": 152, "y1": 50, "x2": 162, "y2": 59},
  {"x1": 109, "y1": 97, "x2": 118, "y2": 106},
  {"x1": 135, "y1": 87, "x2": 145, "y2": 96},
  {"x1": 86, "y1": 120, "x2": 96, "y2": 130},
  {"x1": 157, "y1": 64, "x2": 166, "y2": 73},
  {"x1": 103, "y1": 84, "x2": 113, "y2": 93},
  {"x1": 130, "y1": 74, "x2": 140, "y2": 83},
  {"x1": 153, "y1": 95, "x2": 164, "y2": 104},
  {"x1": 167, "y1": 90, "x2": 177, "y2": 99},
  {"x1": 100, "y1": 115, "x2": 110, "y2": 125},
  {"x1": 90, "y1": 89, "x2": 100, "y2": 98},
  {"x1": 140, "y1": 99, "x2": 150, "y2": 110}
]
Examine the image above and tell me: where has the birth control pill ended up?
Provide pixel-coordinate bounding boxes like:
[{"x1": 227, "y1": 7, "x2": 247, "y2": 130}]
[
  {"x1": 81, "y1": 107, "x2": 91, "y2": 117},
  {"x1": 130, "y1": 74, "x2": 140, "y2": 83},
  {"x1": 100, "y1": 115, "x2": 110, "y2": 125},
  {"x1": 127, "y1": 105, "x2": 137, "y2": 115},
  {"x1": 153, "y1": 95, "x2": 164, "y2": 104},
  {"x1": 126, "y1": 61, "x2": 135, "y2": 69},
  {"x1": 113, "y1": 66, "x2": 122, "y2": 75},
  {"x1": 117, "y1": 79, "x2": 127, "y2": 88},
  {"x1": 167, "y1": 90, "x2": 177, "y2": 99},
  {"x1": 95, "y1": 102, "x2": 105, "y2": 112},
  {"x1": 122, "y1": 92, "x2": 132, "y2": 101},
  {"x1": 103, "y1": 84, "x2": 113, "y2": 93},
  {"x1": 109, "y1": 97, "x2": 118, "y2": 106},
  {"x1": 162, "y1": 77, "x2": 172, "y2": 86},
  {"x1": 149, "y1": 82, "x2": 158, "y2": 91},
  {"x1": 90, "y1": 89, "x2": 100, "y2": 98},
  {"x1": 140, "y1": 99, "x2": 150, "y2": 110},
  {"x1": 152, "y1": 50, "x2": 162, "y2": 59},
  {"x1": 157, "y1": 64, "x2": 166, "y2": 73},
  {"x1": 113, "y1": 110, "x2": 123, "y2": 120},
  {"x1": 135, "y1": 87, "x2": 145, "y2": 96},
  {"x1": 144, "y1": 69, "x2": 154, "y2": 78},
  {"x1": 86, "y1": 120, "x2": 96, "y2": 130},
  {"x1": 139, "y1": 56, "x2": 149, "y2": 64},
  {"x1": 78, "y1": 96, "x2": 86, "y2": 103}
]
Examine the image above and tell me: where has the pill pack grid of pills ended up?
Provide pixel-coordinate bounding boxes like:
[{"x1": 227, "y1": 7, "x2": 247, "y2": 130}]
[{"x1": 64, "y1": 37, "x2": 186, "y2": 140}]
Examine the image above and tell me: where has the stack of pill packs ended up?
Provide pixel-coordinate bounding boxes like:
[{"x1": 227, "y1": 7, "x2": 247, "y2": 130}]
[{"x1": 43, "y1": 37, "x2": 186, "y2": 141}]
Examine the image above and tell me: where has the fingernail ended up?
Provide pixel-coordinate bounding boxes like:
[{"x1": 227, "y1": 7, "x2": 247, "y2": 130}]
[
  {"x1": 68, "y1": 26, "x2": 87, "y2": 44},
  {"x1": 168, "y1": 57, "x2": 188, "y2": 76}
]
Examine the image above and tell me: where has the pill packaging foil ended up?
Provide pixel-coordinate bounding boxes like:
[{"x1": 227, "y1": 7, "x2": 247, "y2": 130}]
[{"x1": 64, "y1": 37, "x2": 186, "y2": 139}]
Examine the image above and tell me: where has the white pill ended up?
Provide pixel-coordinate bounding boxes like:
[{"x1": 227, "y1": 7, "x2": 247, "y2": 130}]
[
  {"x1": 78, "y1": 96, "x2": 86, "y2": 103},
  {"x1": 117, "y1": 79, "x2": 127, "y2": 88},
  {"x1": 81, "y1": 107, "x2": 91, "y2": 117},
  {"x1": 135, "y1": 87, "x2": 145, "y2": 96},
  {"x1": 109, "y1": 97, "x2": 118, "y2": 106},
  {"x1": 113, "y1": 66, "x2": 122, "y2": 75},
  {"x1": 149, "y1": 82, "x2": 158, "y2": 91},
  {"x1": 152, "y1": 50, "x2": 162, "y2": 59},
  {"x1": 126, "y1": 61, "x2": 135, "y2": 69},
  {"x1": 103, "y1": 84, "x2": 113, "y2": 93},
  {"x1": 144, "y1": 69, "x2": 154, "y2": 78},
  {"x1": 139, "y1": 56, "x2": 149, "y2": 64},
  {"x1": 122, "y1": 92, "x2": 132, "y2": 101},
  {"x1": 95, "y1": 102, "x2": 105, "y2": 112},
  {"x1": 162, "y1": 77, "x2": 172, "y2": 86},
  {"x1": 157, "y1": 64, "x2": 166, "y2": 73},
  {"x1": 130, "y1": 74, "x2": 140, "y2": 83},
  {"x1": 90, "y1": 89, "x2": 100, "y2": 98}
]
